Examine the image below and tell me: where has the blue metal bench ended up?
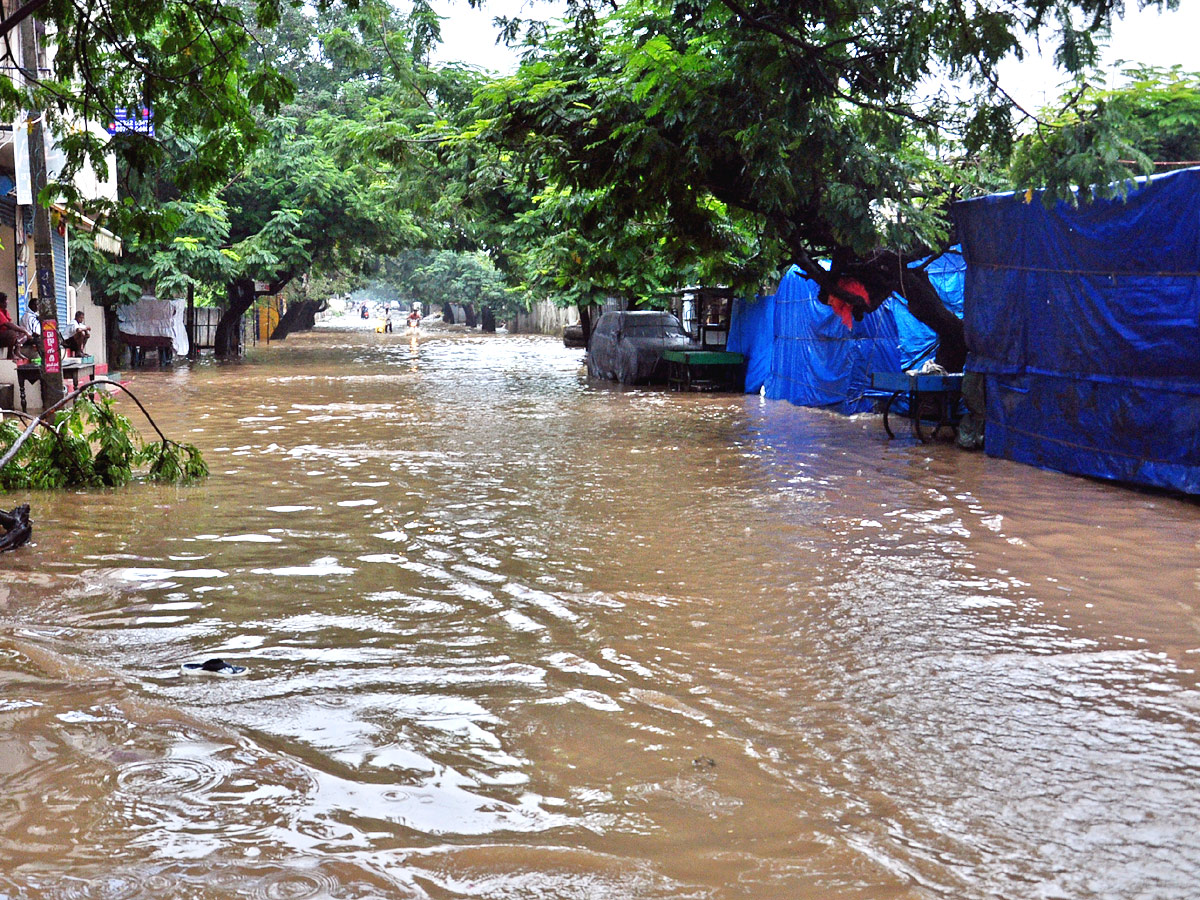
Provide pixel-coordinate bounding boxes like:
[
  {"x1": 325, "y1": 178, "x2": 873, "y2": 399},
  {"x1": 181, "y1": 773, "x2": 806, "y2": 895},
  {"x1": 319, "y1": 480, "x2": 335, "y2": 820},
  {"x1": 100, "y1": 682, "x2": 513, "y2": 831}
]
[{"x1": 870, "y1": 371, "x2": 964, "y2": 442}]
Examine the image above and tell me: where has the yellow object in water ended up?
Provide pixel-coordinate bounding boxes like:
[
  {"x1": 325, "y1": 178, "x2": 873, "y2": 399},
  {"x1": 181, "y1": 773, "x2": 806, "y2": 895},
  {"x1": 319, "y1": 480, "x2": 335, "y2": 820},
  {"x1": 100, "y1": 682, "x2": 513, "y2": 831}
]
[{"x1": 257, "y1": 304, "x2": 280, "y2": 337}]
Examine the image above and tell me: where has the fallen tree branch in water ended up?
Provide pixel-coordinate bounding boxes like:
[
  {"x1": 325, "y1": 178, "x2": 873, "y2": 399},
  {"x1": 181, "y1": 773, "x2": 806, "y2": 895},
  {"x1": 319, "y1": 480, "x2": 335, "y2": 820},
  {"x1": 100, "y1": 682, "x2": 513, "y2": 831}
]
[{"x1": 0, "y1": 378, "x2": 208, "y2": 488}]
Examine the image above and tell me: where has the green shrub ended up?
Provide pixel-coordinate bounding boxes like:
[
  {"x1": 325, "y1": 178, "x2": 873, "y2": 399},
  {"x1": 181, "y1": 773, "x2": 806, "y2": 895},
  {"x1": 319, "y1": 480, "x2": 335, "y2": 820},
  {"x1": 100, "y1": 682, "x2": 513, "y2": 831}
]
[{"x1": 0, "y1": 393, "x2": 208, "y2": 490}]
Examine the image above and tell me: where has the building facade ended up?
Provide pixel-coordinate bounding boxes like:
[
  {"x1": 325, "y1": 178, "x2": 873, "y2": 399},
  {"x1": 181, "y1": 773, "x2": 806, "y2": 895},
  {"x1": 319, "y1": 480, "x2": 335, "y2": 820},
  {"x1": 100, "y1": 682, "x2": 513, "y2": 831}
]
[{"x1": 0, "y1": 5, "x2": 119, "y2": 409}]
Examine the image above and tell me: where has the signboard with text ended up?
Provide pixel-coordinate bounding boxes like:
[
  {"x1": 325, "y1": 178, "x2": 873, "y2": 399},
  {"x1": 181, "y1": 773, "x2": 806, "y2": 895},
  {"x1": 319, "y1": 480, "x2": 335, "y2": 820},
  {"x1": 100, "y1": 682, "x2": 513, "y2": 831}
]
[
  {"x1": 106, "y1": 107, "x2": 155, "y2": 136},
  {"x1": 42, "y1": 319, "x2": 61, "y2": 374}
]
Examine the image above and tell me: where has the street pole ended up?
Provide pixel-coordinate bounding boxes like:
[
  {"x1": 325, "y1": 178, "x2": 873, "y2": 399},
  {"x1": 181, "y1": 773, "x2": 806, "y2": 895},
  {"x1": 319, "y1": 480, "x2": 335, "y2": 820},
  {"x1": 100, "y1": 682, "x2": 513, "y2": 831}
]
[{"x1": 18, "y1": 14, "x2": 65, "y2": 407}]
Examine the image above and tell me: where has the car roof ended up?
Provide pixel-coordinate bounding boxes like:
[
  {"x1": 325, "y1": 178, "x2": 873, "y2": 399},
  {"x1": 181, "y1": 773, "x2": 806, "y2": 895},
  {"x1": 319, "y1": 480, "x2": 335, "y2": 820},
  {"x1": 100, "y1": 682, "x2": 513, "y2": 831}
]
[{"x1": 599, "y1": 310, "x2": 677, "y2": 320}]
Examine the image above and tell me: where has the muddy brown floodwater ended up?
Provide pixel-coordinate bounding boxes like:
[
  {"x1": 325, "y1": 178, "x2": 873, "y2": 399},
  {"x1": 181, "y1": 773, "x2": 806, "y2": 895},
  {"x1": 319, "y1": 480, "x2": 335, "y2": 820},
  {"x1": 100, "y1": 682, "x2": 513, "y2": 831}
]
[{"x1": 2, "y1": 320, "x2": 1199, "y2": 899}]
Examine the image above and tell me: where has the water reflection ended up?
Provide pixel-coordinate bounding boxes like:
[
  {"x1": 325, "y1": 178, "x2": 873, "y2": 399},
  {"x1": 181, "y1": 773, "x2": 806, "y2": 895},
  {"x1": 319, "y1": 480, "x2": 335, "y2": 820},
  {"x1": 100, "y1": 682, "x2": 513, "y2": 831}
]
[{"x1": 1, "y1": 325, "x2": 1199, "y2": 898}]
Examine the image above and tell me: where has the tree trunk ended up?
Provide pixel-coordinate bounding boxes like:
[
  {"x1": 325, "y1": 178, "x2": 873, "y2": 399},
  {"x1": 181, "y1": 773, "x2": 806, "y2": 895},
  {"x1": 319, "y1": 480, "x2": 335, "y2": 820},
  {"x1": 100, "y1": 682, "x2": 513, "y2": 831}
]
[
  {"x1": 480, "y1": 306, "x2": 496, "y2": 333},
  {"x1": 271, "y1": 298, "x2": 326, "y2": 340},
  {"x1": 463, "y1": 303, "x2": 477, "y2": 328},
  {"x1": 896, "y1": 267, "x2": 967, "y2": 372},
  {"x1": 578, "y1": 304, "x2": 593, "y2": 348},
  {"x1": 847, "y1": 251, "x2": 967, "y2": 373},
  {"x1": 104, "y1": 307, "x2": 122, "y2": 367},
  {"x1": 21, "y1": 17, "x2": 64, "y2": 406},
  {"x1": 186, "y1": 283, "x2": 198, "y2": 359},
  {"x1": 798, "y1": 248, "x2": 967, "y2": 373},
  {"x1": 214, "y1": 278, "x2": 256, "y2": 359}
]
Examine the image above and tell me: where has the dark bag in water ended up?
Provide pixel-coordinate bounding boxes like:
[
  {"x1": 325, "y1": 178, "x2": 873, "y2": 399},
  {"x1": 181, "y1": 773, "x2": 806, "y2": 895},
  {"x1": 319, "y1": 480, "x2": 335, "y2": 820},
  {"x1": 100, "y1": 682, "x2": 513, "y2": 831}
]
[{"x1": 0, "y1": 504, "x2": 31, "y2": 552}]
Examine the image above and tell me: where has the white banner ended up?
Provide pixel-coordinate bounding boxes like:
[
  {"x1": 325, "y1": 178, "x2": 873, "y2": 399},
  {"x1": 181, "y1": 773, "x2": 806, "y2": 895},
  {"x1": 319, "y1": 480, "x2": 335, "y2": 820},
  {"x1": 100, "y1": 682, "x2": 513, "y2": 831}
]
[{"x1": 14, "y1": 115, "x2": 31, "y2": 206}]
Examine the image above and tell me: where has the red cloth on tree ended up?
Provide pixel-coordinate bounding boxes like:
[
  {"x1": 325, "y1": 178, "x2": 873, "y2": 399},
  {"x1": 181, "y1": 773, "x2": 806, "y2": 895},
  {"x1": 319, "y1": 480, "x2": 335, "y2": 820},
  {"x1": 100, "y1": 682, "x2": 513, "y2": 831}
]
[{"x1": 831, "y1": 277, "x2": 870, "y2": 331}]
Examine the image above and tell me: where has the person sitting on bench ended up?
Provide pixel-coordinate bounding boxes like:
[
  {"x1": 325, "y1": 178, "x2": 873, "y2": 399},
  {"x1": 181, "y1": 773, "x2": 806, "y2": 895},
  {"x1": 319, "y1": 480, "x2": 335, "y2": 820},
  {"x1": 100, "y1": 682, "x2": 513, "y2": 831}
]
[
  {"x1": 62, "y1": 311, "x2": 91, "y2": 357},
  {"x1": 21, "y1": 297, "x2": 41, "y2": 338},
  {"x1": 0, "y1": 293, "x2": 36, "y2": 360}
]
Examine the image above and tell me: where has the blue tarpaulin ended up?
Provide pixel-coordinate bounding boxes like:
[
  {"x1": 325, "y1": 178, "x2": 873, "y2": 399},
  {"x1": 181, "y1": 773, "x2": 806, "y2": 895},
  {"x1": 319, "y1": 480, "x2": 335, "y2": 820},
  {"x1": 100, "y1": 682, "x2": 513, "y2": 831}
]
[
  {"x1": 725, "y1": 290, "x2": 775, "y2": 393},
  {"x1": 953, "y1": 167, "x2": 1200, "y2": 494},
  {"x1": 726, "y1": 252, "x2": 965, "y2": 413}
]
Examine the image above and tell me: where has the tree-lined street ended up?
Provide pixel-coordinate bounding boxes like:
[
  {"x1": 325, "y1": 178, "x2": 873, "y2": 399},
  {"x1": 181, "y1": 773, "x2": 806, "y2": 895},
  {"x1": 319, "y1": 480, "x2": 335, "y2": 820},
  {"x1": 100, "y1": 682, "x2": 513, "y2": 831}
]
[{"x1": 1, "y1": 0, "x2": 1190, "y2": 361}]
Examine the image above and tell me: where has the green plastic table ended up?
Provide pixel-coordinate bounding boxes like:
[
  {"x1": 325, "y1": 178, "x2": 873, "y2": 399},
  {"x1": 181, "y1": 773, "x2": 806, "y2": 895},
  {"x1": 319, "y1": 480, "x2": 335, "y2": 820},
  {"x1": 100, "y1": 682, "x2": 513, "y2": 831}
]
[{"x1": 661, "y1": 349, "x2": 745, "y2": 392}]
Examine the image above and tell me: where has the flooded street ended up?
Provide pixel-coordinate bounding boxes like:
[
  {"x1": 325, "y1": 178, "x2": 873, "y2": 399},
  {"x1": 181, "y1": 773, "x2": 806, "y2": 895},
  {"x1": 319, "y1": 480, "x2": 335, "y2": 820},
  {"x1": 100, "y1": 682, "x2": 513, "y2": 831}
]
[{"x1": 2, "y1": 322, "x2": 1200, "y2": 899}]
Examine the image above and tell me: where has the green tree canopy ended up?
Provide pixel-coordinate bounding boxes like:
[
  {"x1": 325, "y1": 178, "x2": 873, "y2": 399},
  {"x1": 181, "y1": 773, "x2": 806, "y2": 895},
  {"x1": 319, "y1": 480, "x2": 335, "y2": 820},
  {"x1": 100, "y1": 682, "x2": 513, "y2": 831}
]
[
  {"x1": 476, "y1": 0, "x2": 1178, "y2": 368},
  {"x1": 0, "y1": 0, "x2": 443, "y2": 232},
  {"x1": 75, "y1": 1, "x2": 441, "y2": 355},
  {"x1": 370, "y1": 249, "x2": 522, "y2": 319},
  {"x1": 1010, "y1": 65, "x2": 1200, "y2": 201},
  {"x1": 0, "y1": 0, "x2": 314, "y2": 223}
]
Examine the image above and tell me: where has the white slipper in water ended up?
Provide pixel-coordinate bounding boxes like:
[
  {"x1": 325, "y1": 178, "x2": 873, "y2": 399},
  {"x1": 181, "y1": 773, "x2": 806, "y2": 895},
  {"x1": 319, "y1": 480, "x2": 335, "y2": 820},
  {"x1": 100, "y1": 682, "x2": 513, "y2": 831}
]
[{"x1": 181, "y1": 658, "x2": 247, "y2": 677}]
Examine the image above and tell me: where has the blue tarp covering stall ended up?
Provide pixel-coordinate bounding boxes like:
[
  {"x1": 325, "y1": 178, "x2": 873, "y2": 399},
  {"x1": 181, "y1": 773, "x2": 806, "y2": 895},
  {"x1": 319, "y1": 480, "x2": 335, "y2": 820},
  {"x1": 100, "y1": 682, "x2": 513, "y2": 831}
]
[
  {"x1": 727, "y1": 252, "x2": 965, "y2": 413},
  {"x1": 953, "y1": 167, "x2": 1200, "y2": 494},
  {"x1": 725, "y1": 290, "x2": 775, "y2": 394},
  {"x1": 764, "y1": 267, "x2": 906, "y2": 413}
]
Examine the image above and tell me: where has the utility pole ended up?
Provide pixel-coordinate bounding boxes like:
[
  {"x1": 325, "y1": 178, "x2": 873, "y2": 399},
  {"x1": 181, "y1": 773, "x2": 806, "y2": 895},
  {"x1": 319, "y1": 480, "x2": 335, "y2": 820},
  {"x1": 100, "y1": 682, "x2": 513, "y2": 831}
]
[{"x1": 18, "y1": 14, "x2": 65, "y2": 406}]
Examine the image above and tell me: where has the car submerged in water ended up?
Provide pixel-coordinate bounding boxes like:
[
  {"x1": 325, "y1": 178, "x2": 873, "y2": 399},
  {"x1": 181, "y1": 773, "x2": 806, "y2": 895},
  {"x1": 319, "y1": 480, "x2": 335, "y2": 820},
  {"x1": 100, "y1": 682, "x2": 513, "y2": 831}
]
[{"x1": 586, "y1": 310, "x2": 700, "y2": 384}]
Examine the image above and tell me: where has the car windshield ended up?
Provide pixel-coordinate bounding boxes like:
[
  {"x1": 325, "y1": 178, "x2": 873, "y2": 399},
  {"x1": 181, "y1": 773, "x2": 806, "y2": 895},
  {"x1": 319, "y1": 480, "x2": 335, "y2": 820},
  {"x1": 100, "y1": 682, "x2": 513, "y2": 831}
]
[{"x1": 623, "y1": 315, "x2": 684, "y2": 337}]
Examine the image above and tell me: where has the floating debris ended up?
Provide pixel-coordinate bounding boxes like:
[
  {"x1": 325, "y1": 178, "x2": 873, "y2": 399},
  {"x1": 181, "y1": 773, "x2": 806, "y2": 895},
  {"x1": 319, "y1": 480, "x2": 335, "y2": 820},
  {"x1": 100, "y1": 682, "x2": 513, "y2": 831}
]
[
  {"x1": 0, "y1": 504, "x2": 31, "y2": 552},
  {"x1": 180, "y1": 658, "x2": 247, "y2": 677}
]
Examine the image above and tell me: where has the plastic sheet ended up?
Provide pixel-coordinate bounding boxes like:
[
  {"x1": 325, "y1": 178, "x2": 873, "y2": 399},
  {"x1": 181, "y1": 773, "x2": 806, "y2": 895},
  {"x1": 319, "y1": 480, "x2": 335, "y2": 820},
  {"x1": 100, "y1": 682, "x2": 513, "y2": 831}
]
[
  {"x1": 116, "y1": 296, "x2": 189, "y2": 355},
  {"x1": 953, "y1": 167, "x2": 1200, "y2": 493},
  {"x1": 726, "y1": 251, "x2": 965, "y2": 412},
  {"x1": 725, "y1": 293, "x2": 774, "y2": 393},
  {"x1": 586, "y1": 311, "x2": 699, "y2": 383},
  {"x1": 765, "y1": 268, "x2": 904, "y2": 412}
]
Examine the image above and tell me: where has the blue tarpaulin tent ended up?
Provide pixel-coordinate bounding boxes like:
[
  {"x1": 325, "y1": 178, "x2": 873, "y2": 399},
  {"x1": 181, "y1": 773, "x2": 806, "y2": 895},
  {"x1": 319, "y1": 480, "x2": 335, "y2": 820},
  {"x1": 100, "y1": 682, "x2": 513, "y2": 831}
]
[
  {"x1": 727, "y1": 252, "x2": 965, "y2": 413},
  {"x1": 953, "y1": 167, "x2": 1200, "y2": 494}
]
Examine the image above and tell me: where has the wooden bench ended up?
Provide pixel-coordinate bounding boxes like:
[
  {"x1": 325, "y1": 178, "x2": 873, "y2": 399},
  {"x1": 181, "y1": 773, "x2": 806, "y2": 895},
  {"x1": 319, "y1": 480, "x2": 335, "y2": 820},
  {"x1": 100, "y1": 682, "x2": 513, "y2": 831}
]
[
  {"x1": 16, "y1": 358, "x2": 97, "y2": 412},
  {"x1": 120, "y1": 333, "x2": 174, "y2": 366}
]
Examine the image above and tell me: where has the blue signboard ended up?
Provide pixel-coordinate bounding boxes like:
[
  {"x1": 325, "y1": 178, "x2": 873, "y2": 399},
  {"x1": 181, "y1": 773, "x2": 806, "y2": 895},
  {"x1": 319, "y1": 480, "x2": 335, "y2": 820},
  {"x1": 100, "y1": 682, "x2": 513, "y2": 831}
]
[{"x1": 106, "y1": 107, "x2": 154, "y2": 136}]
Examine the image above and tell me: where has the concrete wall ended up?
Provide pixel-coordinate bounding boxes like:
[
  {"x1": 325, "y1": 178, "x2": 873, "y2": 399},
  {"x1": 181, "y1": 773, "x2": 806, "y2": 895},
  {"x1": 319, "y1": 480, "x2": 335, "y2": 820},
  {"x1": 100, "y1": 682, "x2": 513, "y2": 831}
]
[
  {"x1": 510, "y1": 300, "x2": 580, "y2": 336},
  {"x1": 74, "y1": 282, "x2": 106, "y2": 369}
]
